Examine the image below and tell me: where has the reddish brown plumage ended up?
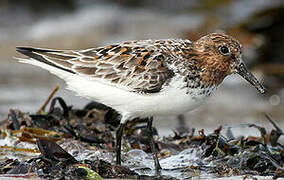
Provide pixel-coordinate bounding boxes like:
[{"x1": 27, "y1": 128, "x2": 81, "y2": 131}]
[
  {"x1": 191, "y1": 33, "x2": 242, "y2": 86},
  {"x1": 16, "y1": 33, "x2": 263, "y2": 94}
]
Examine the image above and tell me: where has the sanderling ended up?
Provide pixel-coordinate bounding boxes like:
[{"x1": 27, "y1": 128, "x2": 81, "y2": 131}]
[{"x1": 16, "y1": 33, "x2": 265, "y2": 171}]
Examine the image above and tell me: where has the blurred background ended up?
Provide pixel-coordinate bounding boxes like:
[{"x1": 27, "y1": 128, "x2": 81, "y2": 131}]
[{"x1": 0, "y1": 0, "x2": 283, "y2": 136}]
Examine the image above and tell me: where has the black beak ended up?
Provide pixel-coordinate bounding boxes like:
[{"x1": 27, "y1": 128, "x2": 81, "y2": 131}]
[{"x1": 235, "y1": 62, "x2": 266, "y2": 94}]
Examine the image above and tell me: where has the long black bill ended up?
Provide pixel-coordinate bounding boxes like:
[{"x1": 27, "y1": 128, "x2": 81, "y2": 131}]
[{"x1": 235, "y1": 62, "x2": 266, "y2": 94}]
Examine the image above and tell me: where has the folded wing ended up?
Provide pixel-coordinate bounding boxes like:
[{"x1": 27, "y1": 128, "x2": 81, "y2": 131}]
[{"x1": 17, "y1": 41, "x2": 174, "y2": 93}]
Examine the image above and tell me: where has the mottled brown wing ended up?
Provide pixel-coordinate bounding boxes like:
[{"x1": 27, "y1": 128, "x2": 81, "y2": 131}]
[{"x1": 17, "y1": 41, "x2": 174, "y2": 93}]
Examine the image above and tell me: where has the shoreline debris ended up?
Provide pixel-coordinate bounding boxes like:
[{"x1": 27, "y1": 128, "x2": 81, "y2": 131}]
[{"x1": 0, "y1": 88, "x2": 282, "y2": 179}]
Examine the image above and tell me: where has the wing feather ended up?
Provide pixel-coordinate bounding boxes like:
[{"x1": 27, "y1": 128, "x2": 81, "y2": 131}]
[{"x1": 17, "y1": 40, "x2": 176, "y2": 93}]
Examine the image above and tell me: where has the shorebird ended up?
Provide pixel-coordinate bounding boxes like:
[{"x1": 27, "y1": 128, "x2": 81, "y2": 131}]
[{"x1": 16, "y1": 33, "x2": 265, "y2": 171}]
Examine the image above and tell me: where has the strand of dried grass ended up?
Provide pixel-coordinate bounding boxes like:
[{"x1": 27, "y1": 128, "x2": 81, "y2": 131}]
[
  {"x1": 37, "y1": 84, "x2": 59, "y2": 114},
  {"x1": 0, "y1": 146, "x2": 40, "y2": 153}
]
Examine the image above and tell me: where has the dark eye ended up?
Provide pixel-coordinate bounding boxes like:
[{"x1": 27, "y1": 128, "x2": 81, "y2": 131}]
[{"x1": 219, "y1": 46, "x2": 230, "y2": 55}]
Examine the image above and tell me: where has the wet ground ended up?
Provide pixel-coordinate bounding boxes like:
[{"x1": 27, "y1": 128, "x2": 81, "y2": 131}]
[
  {"x1": 0, "y1": 92, "x2": 283, "y2": 179},
  {"x1": 0, "y1": 0, "x2": 283, "y2": 179}
]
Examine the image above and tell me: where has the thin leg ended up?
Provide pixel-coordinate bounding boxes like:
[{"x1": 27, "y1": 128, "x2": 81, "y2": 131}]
[
  {"x1": 176, "y1": 114, "x2": 189, "y2": 134},
  {"x1": 147, "y1": 117, "x2": 162, "y2": 171},
  {"x1": 116, "y1": 123, "x2": 126, "y2": 165}
]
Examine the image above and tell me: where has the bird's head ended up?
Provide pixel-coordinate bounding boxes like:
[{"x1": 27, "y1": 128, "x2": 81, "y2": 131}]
[{"x1": 193, "y1": 33, "x2": 265, "y2": 94}]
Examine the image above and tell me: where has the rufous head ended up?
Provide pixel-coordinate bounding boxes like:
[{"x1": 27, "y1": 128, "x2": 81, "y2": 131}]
[{"x1": 194, "y1": 33, "x2": 265, "y2": 94}]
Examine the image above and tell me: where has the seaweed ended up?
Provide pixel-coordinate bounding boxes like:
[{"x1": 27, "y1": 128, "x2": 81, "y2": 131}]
[{"x1": 0, "y1": 87, "x2": 283, "y2": 179}]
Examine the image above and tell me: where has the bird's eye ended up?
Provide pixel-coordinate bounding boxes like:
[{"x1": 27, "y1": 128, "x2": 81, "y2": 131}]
[{"x1": 219, "y1": 46, "x2": 230, "y2": 55}]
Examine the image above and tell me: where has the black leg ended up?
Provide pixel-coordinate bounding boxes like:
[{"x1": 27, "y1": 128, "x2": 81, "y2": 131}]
[
  {"x1": 176, "y1": 114, "x2": 189, "y2": 134},
  {"x1": 147, "y1": 117, "x2": 162, "y2": 172},
  {"x1": 116, "y1": 122, "x2": 126, "y2": 165}
]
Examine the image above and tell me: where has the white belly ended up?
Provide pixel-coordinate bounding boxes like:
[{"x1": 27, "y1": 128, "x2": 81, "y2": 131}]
[
  {"x1": 20, "y1": 59, "x2": 216, "y2": 123},
  {"x1": 66, "y1": 74, "x2": 216, "y2": 122}
]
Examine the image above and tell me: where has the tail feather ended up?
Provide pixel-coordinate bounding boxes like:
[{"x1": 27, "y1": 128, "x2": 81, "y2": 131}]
[{"x1": 16, "y1": 47, "x2": 75, "y2": 74}]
